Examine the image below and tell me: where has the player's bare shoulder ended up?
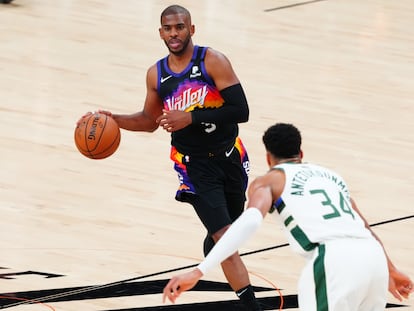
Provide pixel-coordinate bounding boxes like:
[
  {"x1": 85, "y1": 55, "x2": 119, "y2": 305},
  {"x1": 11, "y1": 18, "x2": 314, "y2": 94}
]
[
  {"x1": 204, "y1": 47, "x2": 239, "y2": 88},
  {"x1": 248, "y1": 171, "x2": 281, "y2": 196},
  {"x1": 204, "y1": 47, "x2": 233, "y2": 71},
  {"x1": 205, "y1": 47, "x2": 230, "y2": 63},
  {"x1": 263, "y1": 169, "x2": 286, "y2": 200}
]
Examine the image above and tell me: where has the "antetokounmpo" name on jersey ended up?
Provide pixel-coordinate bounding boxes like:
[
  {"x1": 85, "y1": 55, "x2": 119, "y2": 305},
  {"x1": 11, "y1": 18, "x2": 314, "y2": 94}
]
[{"x1": 290, "y1": 168, "x2": 349, "y2": 198}]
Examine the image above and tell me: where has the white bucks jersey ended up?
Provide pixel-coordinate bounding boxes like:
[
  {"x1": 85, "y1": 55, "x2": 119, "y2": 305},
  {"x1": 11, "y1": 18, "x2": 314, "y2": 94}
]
[{"x1": 272, "y1": 163, "x2": 373, "y2": 256}]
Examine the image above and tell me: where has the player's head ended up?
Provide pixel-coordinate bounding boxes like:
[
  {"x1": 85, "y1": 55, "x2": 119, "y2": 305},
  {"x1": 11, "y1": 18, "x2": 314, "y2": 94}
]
[
  {"x1": 160, "y1": 5, "x2": 191, "y2": 24},
  {"x1": 159, "y1": 5, "x2": 194, "y2": 55},
  {"x1": 262, "y1": 123, "x2": 302, "y2": 164}
]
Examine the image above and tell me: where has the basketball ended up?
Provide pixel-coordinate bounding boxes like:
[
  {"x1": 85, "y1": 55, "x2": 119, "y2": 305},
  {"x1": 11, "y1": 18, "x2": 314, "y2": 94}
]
[{"x1": 74, "y1": 113, "x2": 121, "y2": 159}]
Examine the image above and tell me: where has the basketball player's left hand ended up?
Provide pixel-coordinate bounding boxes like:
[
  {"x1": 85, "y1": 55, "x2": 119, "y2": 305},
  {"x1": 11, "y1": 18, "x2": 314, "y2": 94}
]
[
  {"x1": 162, "y1": 269, "x2": 203, "y2": 303},
  {"x1": 389, "y1": 269, "x2": 413, "y2": 301},
  {"x1": 157, "y1": 109, "x2": 192, "y2": 132}
]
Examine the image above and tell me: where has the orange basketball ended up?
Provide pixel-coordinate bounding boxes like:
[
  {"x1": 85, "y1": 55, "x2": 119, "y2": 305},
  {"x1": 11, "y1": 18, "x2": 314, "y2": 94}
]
[{"x1": 74, "y1": 113, "x2": 121, "y2": 159}]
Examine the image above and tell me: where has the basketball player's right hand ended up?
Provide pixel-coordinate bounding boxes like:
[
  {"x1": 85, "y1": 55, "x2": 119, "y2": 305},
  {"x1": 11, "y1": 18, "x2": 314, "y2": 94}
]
[
  {"x1": 97, "y1": 110, "x2": 113, "y2": 117},
  {"x1": 76, "y1": 110, "x2": 112, "y2": 127}
]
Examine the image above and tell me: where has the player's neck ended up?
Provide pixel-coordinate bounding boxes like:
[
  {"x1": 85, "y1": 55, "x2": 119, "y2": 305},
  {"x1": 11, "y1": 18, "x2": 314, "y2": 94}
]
[
  {"x1": 277, "y1": 157, "x2": 301, "y2": 164},
  {"x1": 168, "y1": 44, "x2": 194, "y2": 72}
]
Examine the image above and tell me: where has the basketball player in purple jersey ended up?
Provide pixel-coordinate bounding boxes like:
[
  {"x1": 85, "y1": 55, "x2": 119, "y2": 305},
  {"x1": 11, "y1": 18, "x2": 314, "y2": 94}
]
[{"x1": 82, "y1": 4, "x2": 262, "y2": 310}]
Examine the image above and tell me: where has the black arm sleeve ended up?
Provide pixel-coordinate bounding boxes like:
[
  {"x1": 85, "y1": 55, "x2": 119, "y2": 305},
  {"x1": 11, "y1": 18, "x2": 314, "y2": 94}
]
[{"x1": 191, "y1": 83, "x2": 249, "y2": 124}]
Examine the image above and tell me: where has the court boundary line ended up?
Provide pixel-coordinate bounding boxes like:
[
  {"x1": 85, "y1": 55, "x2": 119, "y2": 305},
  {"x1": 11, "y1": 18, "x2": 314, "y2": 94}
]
[{"x1": 264, "y1": 0, "x2": 328, "y2": 12}]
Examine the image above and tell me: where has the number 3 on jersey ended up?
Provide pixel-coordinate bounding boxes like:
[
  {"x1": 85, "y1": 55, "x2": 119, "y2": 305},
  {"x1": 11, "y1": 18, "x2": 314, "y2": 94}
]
[
  {"x1": 309, "y1": 189, "x2": 355, "y2": 220},
  {"x1": 201, "y1": 122, "x2": 216, "y2": 133}
]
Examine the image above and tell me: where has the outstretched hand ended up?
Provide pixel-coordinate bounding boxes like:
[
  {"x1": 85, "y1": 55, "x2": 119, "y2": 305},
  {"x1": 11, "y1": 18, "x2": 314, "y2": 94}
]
[
  {"x1": 389, "y1": 268, "x2": 413, "y2": 301},
  {"x1": 162, "y1": 269, "x2": 203, "y2": 304}
]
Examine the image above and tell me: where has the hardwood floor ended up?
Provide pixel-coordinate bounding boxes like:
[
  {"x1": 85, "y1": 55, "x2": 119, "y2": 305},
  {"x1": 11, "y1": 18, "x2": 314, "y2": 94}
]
[{"x1": 0, "y1": 0, "x2": 413, "y2": 309}]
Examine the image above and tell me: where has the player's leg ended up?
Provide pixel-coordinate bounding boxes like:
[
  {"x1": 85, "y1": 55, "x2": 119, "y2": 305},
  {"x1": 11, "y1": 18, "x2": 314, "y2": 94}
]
[
  {"x1": 185, "y1": 158, "x2": 261, "y2": 310},
  {"x1": 218, "y1": 144, "x2": 262, "y2": 310},
  {"x1": 171, "y1": 152, "x2": 220, "y2": 256},
  {"x1": 189, "y1": 189, "x2": 252, "y2": 291},
  {"x1": 204, "y1": 147, "x2": 248, "y2": 256},
  {"x1": 210, "y1": 224, "x2": 261, "y2": 310}
]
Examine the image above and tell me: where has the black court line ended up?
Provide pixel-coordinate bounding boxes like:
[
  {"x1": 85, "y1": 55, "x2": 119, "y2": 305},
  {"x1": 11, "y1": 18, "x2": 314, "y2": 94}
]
[
  {"x1": 0, "y1": 280, "x2": 272, "y2": 304},
  {"x1": 1, "y1": 214, "x2": 413, "y2": 309},
  {"x1": 369, "y1": 214, "x2": 414, "y2": 227},
  {"x1": 265, "y1": 0, "x2": 327, "y2": 12}
]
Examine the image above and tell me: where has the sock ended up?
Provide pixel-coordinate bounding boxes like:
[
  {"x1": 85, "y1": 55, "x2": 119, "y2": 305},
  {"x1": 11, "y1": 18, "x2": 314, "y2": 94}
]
[{"x1": 236, "y1": 284, "x2": 262, "y2": 310}]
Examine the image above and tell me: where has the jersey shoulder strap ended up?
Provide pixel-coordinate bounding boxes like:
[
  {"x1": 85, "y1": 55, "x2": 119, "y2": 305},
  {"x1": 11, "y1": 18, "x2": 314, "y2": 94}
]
[
  {"x1": 192, "y1": 45, "x2": 207, "y2": 62},
  {"x1": 192, "y1": 46, "x2": 215, "y2": 86}
]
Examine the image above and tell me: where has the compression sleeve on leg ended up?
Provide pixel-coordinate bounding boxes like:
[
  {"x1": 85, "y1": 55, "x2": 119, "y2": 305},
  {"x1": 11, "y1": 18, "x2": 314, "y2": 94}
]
[{"x1": 197, "y1": 208, "x2": 263, "y2": 275}]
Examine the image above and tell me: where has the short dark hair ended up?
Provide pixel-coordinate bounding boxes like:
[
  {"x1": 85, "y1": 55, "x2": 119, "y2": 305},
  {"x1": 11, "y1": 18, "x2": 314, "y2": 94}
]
[
  {"x1": 160, "y1": 5, "x2": 191, "y2": 23},
  {"x1": 262, "y1": 123, "x2": 302, "y2": 159}
]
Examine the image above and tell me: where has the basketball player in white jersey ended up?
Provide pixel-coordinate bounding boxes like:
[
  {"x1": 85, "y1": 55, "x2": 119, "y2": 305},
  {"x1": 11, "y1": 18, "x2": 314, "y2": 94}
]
[{"x1": 163, "y1": 123, "x2": 413, "y2": 310}]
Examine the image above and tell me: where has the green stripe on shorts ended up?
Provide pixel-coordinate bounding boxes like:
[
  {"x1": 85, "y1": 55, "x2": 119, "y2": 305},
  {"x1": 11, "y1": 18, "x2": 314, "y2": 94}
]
[{"x1": 314, "y1": 244, "x2": 328, "y2": 311}]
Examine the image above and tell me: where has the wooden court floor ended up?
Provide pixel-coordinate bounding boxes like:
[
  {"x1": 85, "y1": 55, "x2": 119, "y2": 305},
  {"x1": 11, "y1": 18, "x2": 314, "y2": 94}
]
[{"x1": 0, "y1": 0, "x2": 413, "y2": 310}]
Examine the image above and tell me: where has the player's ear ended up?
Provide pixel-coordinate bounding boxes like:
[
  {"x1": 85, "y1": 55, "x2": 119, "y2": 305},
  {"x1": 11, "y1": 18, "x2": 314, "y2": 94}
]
[
  {"x1": 190, "y1": 24, "x2": 195, "y2": 36},
  {"x1": 299, "y1": 150, "x2": 304, "y2": 159},
  {"x1": 266, "y1": 152, "x2": 271, "y2": 167}
]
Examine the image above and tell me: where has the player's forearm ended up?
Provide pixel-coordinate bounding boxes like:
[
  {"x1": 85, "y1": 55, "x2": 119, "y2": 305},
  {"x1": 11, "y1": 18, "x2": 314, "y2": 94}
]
[
  {"x1": 368, "y1": 229, "x2": 398, "y2": 273},
  {"x1": 112, "y1": 112, "x2": 158, "y2": 132},
  {"x1": 350, "y1": 199, "x2": 398, "y2": 273}
]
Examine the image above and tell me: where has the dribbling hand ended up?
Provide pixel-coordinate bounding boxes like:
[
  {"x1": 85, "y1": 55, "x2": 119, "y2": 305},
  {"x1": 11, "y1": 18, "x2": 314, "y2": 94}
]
[{"x1": 76, "y1": 110, "x2": 112, "y2": 127}]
